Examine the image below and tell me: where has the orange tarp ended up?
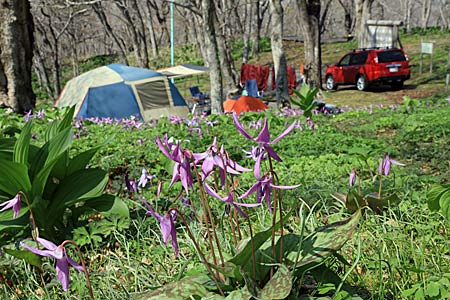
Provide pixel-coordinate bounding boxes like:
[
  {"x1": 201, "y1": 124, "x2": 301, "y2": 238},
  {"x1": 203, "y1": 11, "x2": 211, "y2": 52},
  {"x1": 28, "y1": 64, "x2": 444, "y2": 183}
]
[{"x1": 223, "y1": 96, "x2": 268, "y2": 115}]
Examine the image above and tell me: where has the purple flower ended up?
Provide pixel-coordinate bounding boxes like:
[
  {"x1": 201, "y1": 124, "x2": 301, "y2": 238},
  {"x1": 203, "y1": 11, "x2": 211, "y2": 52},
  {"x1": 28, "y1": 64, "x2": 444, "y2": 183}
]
[
  {"x1": 36, "y1": 110, "x2": 45, "y2": 120},
  {"x1": 204, "y1": 184, "x2": 260, "y2": 217},
  {"x1": 241, "y1": 164, "x2": 300, "y2": 212},
  {"x1": 21, "y1": 238, "x2": 84, "y2": 291},
  {"x1": 138, "y1": 168, "x2": 155, "y2": 188},
  {"x1": 156, "y1": 135, "x2": 194, "y2": 194},
  {"x1": 193, "y1": 137, "x2": 249, "y2": 181},
  {"x1": 24, "y1": 110, "x2": 33, "y2": 122},
  {"x1": 141, "y1": 198, "x2": 178, "y2": 256},
  {"x1": 379, "y1": 153, "x2": 405, "y2": 176},
  {"x1": 349, "y1": 168, "x2": 356, "y2": 187},
  {"x1": 233, "y1": 113, "x2": 296, "y2": 164},
  {"x1": 306, "y1": 117, "x2": 315, "y2": 130},
  {"x1": 0, "y1": 194, "x2": 21, "y2": 218},
  {"x1": 239, "y1": 174, "x2": 300, "y2": 213},
  {"x1": 125, "y1": 174, "x2": 139, "y2": 193}
]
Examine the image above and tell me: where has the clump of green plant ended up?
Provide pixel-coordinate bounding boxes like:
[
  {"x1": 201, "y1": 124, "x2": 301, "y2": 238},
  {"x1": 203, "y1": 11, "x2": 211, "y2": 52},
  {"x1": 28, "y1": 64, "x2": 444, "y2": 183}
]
[{"x1": 128, "y1": 113, "x2": 361, "y2": 299}]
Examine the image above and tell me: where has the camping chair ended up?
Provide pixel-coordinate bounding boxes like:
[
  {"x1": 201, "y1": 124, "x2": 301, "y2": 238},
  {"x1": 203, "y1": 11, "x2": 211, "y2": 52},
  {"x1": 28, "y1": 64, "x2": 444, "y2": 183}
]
[
  {"x1": 244, "y1": 79, "x2": 262, "y2": 98},
  {"x1": 189, "y1": 86, "x2": 206, "y2": 104}
]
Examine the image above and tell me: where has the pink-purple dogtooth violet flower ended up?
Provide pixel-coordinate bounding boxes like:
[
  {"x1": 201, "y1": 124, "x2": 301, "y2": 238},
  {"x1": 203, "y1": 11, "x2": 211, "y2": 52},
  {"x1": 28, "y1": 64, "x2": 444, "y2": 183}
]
[
  {"x1": 240, "y1": 164, "x2": 301, "y2": 213},
  {"x1": 192, "y1": 137, "x2": 250, "y2": 182},
  {"x1": 141, "y1": 198, "x2": 179, "y2": 256},
  {"x1": 204, "y1": 184, "x2": 260, "y2": 218},
  {"x1": 21, "y1": 237, "x2": 85, "y2": 291},
  {"x1": 0, "y1": 194, "x2": 21, "y2": 218},
  {"x1": 349, "y1": 168, "x2": 356, "y2": 187},
  {"x1": 138, "y1": 168, "x2": 156, "y2": 188},
  {"x1": 379, "y1": 153, "x2": 405, "y2": 176},
  {"x1": 125, "y1": 174, "x2": 139, "y2": 193},
  {"x1": 156, "y1": 135, "x2": 194, "y2": 195},
  {"x1": 232, "y1": 113, "x2": 296, "y2": 173}
]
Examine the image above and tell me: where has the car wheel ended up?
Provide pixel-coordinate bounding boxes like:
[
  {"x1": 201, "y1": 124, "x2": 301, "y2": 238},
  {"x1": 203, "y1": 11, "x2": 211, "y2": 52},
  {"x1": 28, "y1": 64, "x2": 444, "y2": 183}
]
[
  {"x1": 356, "y1": 75, "x2": 367, "y2": 91},
  {"x1": 391, "y1": 81, "x2": 404, "y2": 90},
  {"x1": 326, "y1": 75, "x2": 337, "y2": 90}
]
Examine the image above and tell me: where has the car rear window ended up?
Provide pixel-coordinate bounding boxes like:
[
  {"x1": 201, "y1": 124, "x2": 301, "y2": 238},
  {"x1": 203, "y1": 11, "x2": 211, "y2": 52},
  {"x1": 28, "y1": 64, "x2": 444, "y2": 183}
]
[{"x1": 377, "y1": 50, "x2": 406, "y2": 63}]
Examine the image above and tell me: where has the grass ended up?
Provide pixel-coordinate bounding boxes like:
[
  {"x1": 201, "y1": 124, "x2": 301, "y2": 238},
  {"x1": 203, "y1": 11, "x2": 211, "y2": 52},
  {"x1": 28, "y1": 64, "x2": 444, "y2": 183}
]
[
  {"x1": 2, "y1": 30, "x2": 450, "y2": 299},
  {"x1": 2, "y1": 92, "x2": 450, "y2": 299}
]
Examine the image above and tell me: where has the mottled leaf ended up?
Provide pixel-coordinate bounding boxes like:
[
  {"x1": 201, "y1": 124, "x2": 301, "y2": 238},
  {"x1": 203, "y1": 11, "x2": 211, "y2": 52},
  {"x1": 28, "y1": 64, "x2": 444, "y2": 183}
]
[
  {"x1": 4, "y1": 248, "x2": 41, "y2": 268},
  {"x1": 225, "y1": 288, "x2": 253, "y2": 300},
  {"x1": 229, "y1": 221, "x2": 280, "y2": 267},
  {"x1": 132, "y1": 274, "x2": 211, "y2": 300},
  {"x1": 287, "y1": 209, "x2": 361, "y2": 267},
  {"x1": 259, "y1": 264, "x2": 292, "y2": 300}
]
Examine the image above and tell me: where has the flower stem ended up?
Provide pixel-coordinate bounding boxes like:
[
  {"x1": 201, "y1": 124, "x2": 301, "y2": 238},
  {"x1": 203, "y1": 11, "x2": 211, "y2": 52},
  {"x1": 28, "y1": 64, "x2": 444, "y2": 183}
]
[
  {"x1": 246, "y1": 214, "x2": 257, "y2": 283},
  {"x1": 378, "y1": 174, "x2": 383, "y2": 199},
  {"x1": 173, "y1": 209, "x2": 224, "y2": 296},
  {"x1": 62, "y1": 240, "x2": 94, "y2": 300},
  {"x1": 18, "y1": 192, "x2": 39, "y2": 244},
  {"x1": 268, "y1": 156, "x2": 277, "y2": 278},
  {"x1": 193, "y1": 165, "x2": 224, "y2": 267}
]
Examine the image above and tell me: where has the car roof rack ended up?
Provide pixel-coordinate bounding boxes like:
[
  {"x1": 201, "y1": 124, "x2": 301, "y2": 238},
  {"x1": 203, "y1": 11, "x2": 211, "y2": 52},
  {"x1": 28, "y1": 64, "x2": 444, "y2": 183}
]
[{"x1": 353, "y1": 46, "x2": 394, "y2": 52}]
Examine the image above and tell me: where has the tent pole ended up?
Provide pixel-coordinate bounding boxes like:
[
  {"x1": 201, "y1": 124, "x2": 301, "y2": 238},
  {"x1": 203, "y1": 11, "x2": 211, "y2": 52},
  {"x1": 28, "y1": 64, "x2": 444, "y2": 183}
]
[{"x1": 170, "y1": 2, "x2": 175, "y2": 83}]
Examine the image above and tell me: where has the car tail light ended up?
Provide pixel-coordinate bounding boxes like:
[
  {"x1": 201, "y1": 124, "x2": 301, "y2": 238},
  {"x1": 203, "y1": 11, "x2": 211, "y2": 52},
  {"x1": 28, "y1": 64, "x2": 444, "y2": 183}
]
[
  {"x1": 374, "y1": 56, "x2": 378, "y2": 63},
  {"x1": 404, "y1": 53, "x2": 409, "y2": 61}
]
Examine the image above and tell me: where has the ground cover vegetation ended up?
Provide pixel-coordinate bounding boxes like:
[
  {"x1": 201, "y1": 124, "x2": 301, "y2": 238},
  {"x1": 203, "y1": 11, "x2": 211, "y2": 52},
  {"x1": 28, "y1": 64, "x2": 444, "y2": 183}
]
[
  {"x1": 0, "y1": 26, "x2": 449, "y2": 300},
  {"x1": 0, "y1": 89, "x2": 449, "y2": 299}
]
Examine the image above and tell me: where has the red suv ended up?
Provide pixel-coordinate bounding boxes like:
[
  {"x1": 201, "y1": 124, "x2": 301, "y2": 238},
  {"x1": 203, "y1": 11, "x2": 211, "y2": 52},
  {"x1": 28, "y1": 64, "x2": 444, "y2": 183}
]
[{"x1": 324, "y1": 48, "x2": 410, "y2": 91}]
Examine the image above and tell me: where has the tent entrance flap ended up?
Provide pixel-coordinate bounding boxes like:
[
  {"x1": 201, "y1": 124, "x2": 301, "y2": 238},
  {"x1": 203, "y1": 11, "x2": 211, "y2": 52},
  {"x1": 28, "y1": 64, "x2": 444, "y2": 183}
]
[{"x1": 135, "y1": 80, "x2": 171, "y2": 110}]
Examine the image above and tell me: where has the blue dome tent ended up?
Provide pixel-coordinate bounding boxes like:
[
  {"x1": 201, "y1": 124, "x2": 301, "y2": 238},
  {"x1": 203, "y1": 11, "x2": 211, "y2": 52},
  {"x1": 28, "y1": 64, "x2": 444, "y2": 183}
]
[{"x1": 55, "y1": 64, "x2": 189, "y2": 120}]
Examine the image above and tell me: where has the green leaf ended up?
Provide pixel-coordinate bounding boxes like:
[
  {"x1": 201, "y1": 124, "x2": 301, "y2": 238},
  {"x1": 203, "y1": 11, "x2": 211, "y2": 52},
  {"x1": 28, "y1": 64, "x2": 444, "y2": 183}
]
[
  {"x1": 287, "y1": 209, "x2": 361, "y2": 267},
  {"x1": 427, "y1": 184, "x2": 450, "y2": 212},
  {"x1": 426, "y1": 282, "x2": 440, "y2": 297},
  {"x1": 401, "y1": 287, "x2": 417, "y2": 298},
  {"x1": 414, "y1": 288, "x2": 425, "y2": 300},
  {"x1": 225, "y1": 288, "x2": 253, "y2": 300},
  {"x1": 259, "y1": 264, "x2": 292, "y2": 300},
  {"x1": 67, "y1": 147, "x2": 101, "y2": 175},
  {"x1": 43, "y1": 120, "x2": 60, "y2": 143},
  {"x1": 57, "y1": 105, "x2": 76, "y2": 132},
  {"x1": 366, "y1": 193, "x2": 401, "y2": 213},
  {"x1": 84, "y1": 195, "x2": 129, "y2": 218},
  {"x1": 46, "y1": 127, "x2": 72, "y2": 163},
  {"x1": 31, "y1": 128, "x2": 73, "y2": 197},
  {"x1": 13, "y1": 121, "x2": 32, "y2": 165},
  {"x1": 132, "y1": 274, "x2": 211, "y2": 300},
  {"x1": 47, "y1": 168, "x2": 108, "y2": 216},
  {"x1": 0, "y1": 160, "x2": 31, "y2": 195},
  {"x1": 229, "y1": 221, "x2": 280, "y2": 267},
  {"x1": 4, "y1": 248, "x2": 41, "y2": 268},
  {"x1": 438, "y1": 190, "x2": 450, "y2": 222}
]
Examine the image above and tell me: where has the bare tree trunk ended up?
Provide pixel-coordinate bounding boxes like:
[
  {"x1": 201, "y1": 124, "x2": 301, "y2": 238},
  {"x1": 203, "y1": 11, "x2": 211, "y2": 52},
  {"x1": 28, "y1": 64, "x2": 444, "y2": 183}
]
[
  {"x1": 144, "y1": 0, "x2": 159, "y2": 58},
  {"x1": 216, "y1": 32, "x2": 237, "y2": 90},
  {"x1": 269, "y1": 0, "x2": 289, "y2": 107},
  {"x1": 337, "y1": 0, "x2": 355, "y2": 37},
  {"x1": 34, "y1": 47, "x2": 53, "y2": 99},
  {"x1": 0, "y1": 0, "x2": 35, "y2": 113},
  {"x1": 243, "y1": 1, "x2": 253, "y2": 63},
  {"x1": 92, "y1": 3, "x2": 129, "y2": 65},
  {"x1": 354, "y1": 0, "x2": 374, "y2": 46},
  {"x1": 402, "y1": 0, "x2": 413, "y2": 33},
  {"x1": 297, "y1": 0, "x2": 322, "y2": 89},
  {"x1": 420, "y1": 0, "x2": 432, "y2": 29},
  {"x1": 202, "y1": 0, "x2": 223, "y2": 113},
  {"x1": 438, "y1": 0, "x2": 449, "y2": 30},
  {"x1": 114, "y1": 0, "x2": 148, "y2": 68}
]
